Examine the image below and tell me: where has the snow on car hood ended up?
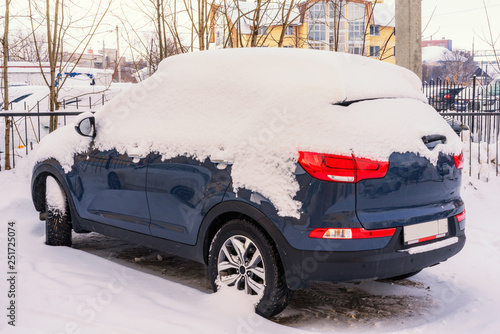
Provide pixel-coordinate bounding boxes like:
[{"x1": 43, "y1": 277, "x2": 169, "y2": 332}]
[{"x1": 35, "y1": 48, "x2": 462, "y2": 217}]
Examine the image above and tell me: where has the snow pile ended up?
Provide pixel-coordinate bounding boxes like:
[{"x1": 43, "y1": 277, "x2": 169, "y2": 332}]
[
  {"x1": 45, "y1": 176, "x2": 67, "y2": 214},
  {"x1": 34, "y1": 124, "x2": 92, "y2": 171},
  {"x1": 35, "y1": 48, "x2": 462, "y2": 217}
]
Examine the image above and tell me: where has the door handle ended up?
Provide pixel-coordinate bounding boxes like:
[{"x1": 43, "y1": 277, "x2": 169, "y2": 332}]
[
  {"x1": 129, "y1": 153, "x2": 147, "y2": 159},
  {"x1": 210, "y1": 159, "x2": 234, "y2": 165}
]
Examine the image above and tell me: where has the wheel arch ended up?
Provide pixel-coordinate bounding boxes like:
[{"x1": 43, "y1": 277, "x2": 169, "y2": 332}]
[
  {"x1": 32, "y1": 160, "x2": 66, "y2": 212},
  {"x1": 31, "y1": 160, "x2": 82, "y2": 231},
  {"x1": 198, "y1": 200, "x2": 301, "y2": 286}
]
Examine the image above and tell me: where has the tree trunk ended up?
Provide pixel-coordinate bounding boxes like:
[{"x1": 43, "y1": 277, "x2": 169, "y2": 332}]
[
  {"x1": 3, "y1": 0, "x2": 11, "y2": 170},
  {"x1": 157, "y1": 0, "x2": 164, "y2": 60},
  {"x1": 250, "y1": 0, "x2": 262, "y2": 47},
  {"x1": 277, "y1": 1, "x2": 295, "y2": 48}
]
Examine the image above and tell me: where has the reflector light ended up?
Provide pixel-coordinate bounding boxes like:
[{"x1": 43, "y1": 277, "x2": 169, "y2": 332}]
[
  {"x1": 456, "y1": 210, "x2": 466, "y2": 222},
  {"x1": 407, "y1": 233, "x2": 446, "y2": 245},
  {"x1": 309, "y1": 227, "x2": 396, "y2": 239},
  {"x1": 454, "y1": 152, "x2": 464, "y2": 169},
  {"x1": 298, "y1": 152, "x2": 389, "y2": 183}
]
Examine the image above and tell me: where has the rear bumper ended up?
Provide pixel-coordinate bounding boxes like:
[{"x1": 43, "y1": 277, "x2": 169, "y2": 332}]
[{"x1": 283, "y1": 225, "x2": 466, "y2": 290}]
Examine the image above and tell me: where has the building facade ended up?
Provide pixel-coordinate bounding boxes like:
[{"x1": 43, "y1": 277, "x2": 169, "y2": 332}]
[
  {"x1": 210, "y1": 0, "x2": 396, "y2": 63},
  {"x1": 422, "y1": 39, "x2": 453, "y2": 51}
]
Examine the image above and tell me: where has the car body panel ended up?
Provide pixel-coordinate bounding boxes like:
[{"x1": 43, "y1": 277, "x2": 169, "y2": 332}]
[
  {"x1": 69, "y1": 149, "x2": 150, "y2": 234},
  {"x1": 356, "y1": 152, "x2": 463, "y2": 229},
  {"x1": 146, "y1": 154, "x2": 231, "y2": 244}
]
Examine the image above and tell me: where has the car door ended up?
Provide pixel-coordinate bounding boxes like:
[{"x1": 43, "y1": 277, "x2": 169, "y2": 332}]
[
  {"x1": 145, "y1": 153, "x2": 231, "y2": 244},
  {"x1": 68, "y1": 148, "x2": 151, "y2": 234}
]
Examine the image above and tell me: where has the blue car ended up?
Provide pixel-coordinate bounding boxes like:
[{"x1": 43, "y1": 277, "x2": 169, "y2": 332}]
[{"x1": 31, "y1": 49, "x2": 466, "y2": 318}]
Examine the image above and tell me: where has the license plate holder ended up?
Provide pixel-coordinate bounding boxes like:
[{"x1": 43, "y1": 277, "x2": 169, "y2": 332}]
[{"x1": 403, "y1": 219, "x2": 448, "y2": 245}]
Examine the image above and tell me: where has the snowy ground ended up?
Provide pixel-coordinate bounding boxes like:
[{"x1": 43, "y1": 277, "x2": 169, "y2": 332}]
[{"x1": 0, "y1": 153, "x2": 499, "y2": 334}]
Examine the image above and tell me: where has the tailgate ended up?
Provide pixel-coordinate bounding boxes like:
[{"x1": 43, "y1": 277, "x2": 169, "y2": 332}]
[{"x1": 355, "y1": 151, "x2": 463, "y2": 230}]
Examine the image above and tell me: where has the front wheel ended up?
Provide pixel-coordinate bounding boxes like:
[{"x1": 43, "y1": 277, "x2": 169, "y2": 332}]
[
  {"x1": 208, "y1": 219, "x2": 292, "y2": 318},
  {"x1": 45, "y1": 176, "x2": 72, "y2": 246}
]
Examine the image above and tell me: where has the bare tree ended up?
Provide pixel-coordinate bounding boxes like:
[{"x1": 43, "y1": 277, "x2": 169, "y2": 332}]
[
  {"x1": 182, "y1": 0, "x2": 214, "y2": 51},
  {"x1": 443, "y1": 50, "x2": 476, "y2": 85},
  {"x1": 118, "y1": 0, "x2": 184, "y2": 81},
  {"x1": 28, "y1": 0, "x2": 111, "y2": 132},
  {"x1": 1, "y1": 0, "x2": 11, "y2": 170},
  {"x1": 9, "y1": 31, "x2": 48, "y2": 62},
  {"x1": 479, "y1": 0, "x2": 500, "y2": 77},
  {"x1": 210, "y1": 0, "x2": 319, "y2": 49},
  {"x1": 422, "y1": 50, "x2": 476, "y2": 85}
]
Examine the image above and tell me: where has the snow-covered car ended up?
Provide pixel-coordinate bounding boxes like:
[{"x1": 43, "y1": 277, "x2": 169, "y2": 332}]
[{"x1": 31, "y1": 48, "x2": 466, "y2": 318}]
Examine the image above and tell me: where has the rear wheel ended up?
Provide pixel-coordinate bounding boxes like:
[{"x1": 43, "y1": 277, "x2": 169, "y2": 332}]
[
  {"x1": 45, "y1": 176, "x2": 72, "y2": 247},
  {"x1": 208, "y1": 219, "x2": 292, "y2": 318}
]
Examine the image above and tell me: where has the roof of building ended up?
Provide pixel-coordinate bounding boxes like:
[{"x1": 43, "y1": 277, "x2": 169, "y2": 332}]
[{"x1": 422, "y1": 46, "x2": 466, "y2": 63}]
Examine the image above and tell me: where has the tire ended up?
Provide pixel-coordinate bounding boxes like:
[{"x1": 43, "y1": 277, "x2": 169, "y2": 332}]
[
  {"x1": 208, "y1": 219, "x2": 292, "y2": 318},
  {"x1": 45, "y1": 176, "x2": 72, "y2": 247}
]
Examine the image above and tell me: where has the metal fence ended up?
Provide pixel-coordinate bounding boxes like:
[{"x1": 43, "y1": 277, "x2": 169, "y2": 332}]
[
  {"x1": 423, "y1": 77, "x2": 500, "y2": 113},
  {"x1": 424, "y1": 76, "x2": 500, "y2": 180},
  {"x1": 0, "y1": 111, "x2": 84, "y2": 169},
  {"x1": 440, "y1": 112, "x2": 499, "y2": 180},
  {"x1": 5, "y1": 93, "x2": 106, "y2": 113},
  {"x1": 0, "y1": 94, "x2": 105, "y2": 169}
]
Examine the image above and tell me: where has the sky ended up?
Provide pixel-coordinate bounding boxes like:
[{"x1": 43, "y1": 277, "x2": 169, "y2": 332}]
[{"x1": 419, "y1": 0, "x2": 500, "y2": 53}]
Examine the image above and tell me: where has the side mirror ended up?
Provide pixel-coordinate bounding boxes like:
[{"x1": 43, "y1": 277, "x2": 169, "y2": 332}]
[{"x1": 75, "y1": 116, "x2": 96, "y2": 138}]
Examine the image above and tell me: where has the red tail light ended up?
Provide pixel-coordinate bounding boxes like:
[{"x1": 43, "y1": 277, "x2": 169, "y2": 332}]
[
  {"x1": 456, "y1": 210, "x2": 466, "y2": 222},
  {"x1": 298, "y1": 152, "x2": 389, "y2": 183},
  {"x1": 309, "y1": 227, "x2": 396, "y2": 239},
  {"x1": 454, "y1": 152, "x2": 464, "y2": 169},
  {"x1": 444, "y1": 93, "x2": 451, "y2": 99}
]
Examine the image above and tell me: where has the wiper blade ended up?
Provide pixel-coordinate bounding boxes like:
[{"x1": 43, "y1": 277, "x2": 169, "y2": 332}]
[{"x1": 334, "y1": 97, "x2": 395, "y2": 107}]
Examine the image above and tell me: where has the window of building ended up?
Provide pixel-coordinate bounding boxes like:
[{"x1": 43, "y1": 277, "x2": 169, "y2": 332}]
[
  {"x1": 348, "y1": 21, "x2": 364, "y2": 41},
  {"x1": 308, "y1": 22, "x2": 326, "y2": 41},
  {"x1": 329, "y1": 1, "x2": 346, "y2": 19},
  {"x1": 370, "y1": 45, "x2": 380, "y2": 57},
  {"x1": 348, "y1": 45, "x2": 362, "y2": 55},
  {"x1": 285, "y1": 25, "x2": 294, "y2": 36},
  {"x1": 283, "y1": 45, "x2": 294, "y2": 48},
  {"x1": 258, "y1": 26, "x2": 267, "y2": 35},
  {"x1": 309, "y1": 2, "x2": 326, "y2": 19},
  {"x1": 370, "y1": 25, "x2": 380, "y2": 36},
  {"x1": 309, "y1": 41, "x2": 328, "y2": 51},
  {"x1": 348, "y1": 2, "x2": 365, "y2": 22}
]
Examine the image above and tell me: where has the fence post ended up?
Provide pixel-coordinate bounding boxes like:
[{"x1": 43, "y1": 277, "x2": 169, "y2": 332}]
[
  {"x1": 11, "y1": 116, "x2": 15, "y2": 169},
  {"x1": 37, "y1": 101, "x2": 41, "y2": 143},
  {"x1": 25, "y1": 116, "x2": 28, "y2": 155}
]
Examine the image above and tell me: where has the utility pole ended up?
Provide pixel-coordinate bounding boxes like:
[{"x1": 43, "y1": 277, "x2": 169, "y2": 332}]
[
  {"x1": 395, "y1": 0, "x2": 422, "y2": 80},
  {"x1": 116, "y1": 25, "x2": 121, "y2": 82}
]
